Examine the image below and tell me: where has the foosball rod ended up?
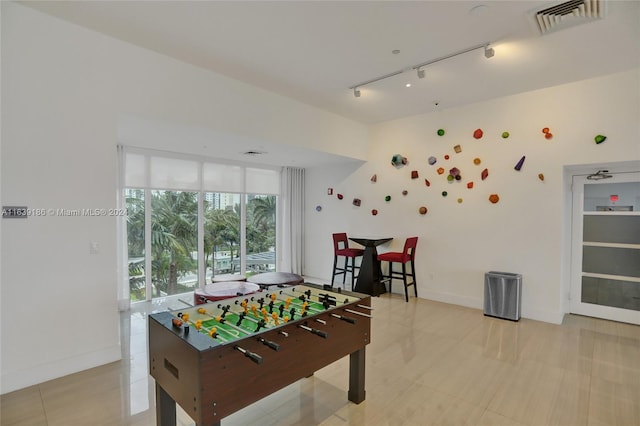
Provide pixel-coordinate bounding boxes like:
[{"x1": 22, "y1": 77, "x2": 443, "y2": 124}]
[
  {"x1": 344, "y1": 308, "x2": 373, "y2": 318},
  {"x1": 181, "y1": 318, "x2": 229, "y2": 343},
  {"x1": 297, "y1": 323, "x2": 328, "y2": 339},
  {"x1": 271, "y1": 293, "x2": 356, "y2": 324},
  {"x1": 272, "y1": 291, "x2": 324, "y2": 314},
  {"x1": 196, "y1": 307, "x2": 253, "y2": 337}
]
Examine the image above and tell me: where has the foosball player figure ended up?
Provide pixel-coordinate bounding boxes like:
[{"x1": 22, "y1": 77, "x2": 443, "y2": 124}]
[
  {"x1": 236, "y1": 312, "x2": 246, "y2": 327},
  {"x1": 216, "y1": 305, "x2": 230, "y2": 318},
  {"x1": 255, "y1": 319, "x2": 266, "y2": 332}
]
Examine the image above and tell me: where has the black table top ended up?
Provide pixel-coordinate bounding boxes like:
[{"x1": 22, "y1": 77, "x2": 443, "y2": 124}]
[{"x1": 349, "y1": 237, "x2": 393, "y2": 247}]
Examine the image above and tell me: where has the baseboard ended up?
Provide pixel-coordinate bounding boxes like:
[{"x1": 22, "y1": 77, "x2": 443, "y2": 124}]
[
  {"x1": 419, "y1": 289, "x2": 483, "y2": 310},
  {"x1": 1, "y1": 345, "x2": 122, "y2": 395},
  {"x1": 417, "y1": 289, "x2": 564, "y2": 325}
]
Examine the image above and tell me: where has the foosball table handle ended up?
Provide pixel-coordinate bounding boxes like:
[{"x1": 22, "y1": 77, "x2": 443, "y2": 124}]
[
  {"x1": 234, "y1": 345, "x2": 263, "y2": 365},
  {"x1": 298, "y1": 323, "x2": 328, "y2": 339},
  {"x1": 258, "y1": 337, "x2": 280, "y2": 351}
]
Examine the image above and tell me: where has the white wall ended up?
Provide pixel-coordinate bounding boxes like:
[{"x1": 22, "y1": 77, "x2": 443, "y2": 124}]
[
  {"x1": 305, "y1": 69, "x2": 640, "y2": 324},
  {"x1": 0, "y1": 2, "x2": 368, "y2": 394}
]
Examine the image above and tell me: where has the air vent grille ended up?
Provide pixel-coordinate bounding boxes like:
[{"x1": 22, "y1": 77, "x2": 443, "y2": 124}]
[{"x1": 534, "y1": 0, "x2": 607, "y2": 35}]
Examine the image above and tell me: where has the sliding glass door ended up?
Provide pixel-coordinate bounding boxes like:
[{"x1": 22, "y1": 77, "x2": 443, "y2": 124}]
[{"x1": 122, "y1": 149, "x2": 280, "y2": 302}]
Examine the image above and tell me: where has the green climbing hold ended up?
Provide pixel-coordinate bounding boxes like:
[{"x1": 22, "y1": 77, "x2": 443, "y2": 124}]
[
  {"x1": 594, "y1": 135, "x2": 607, "y2": 144},
  {"x1": 437, "y1": 129, "x2": 445, "y2": 136},
  {"x1": 442, "y1": 191, "x2": 448, "y2": 197},
  {"x1": 502, "y1": 132, "x2": 510, "y2": 139}
]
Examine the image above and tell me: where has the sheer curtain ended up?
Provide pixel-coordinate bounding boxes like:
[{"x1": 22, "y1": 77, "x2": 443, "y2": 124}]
[
  {"x1": 280, "y1": 167, "x2": 305, "y2": 274},
  {"x1": 116, "y1": 145, "x2": 130, "y2": 311}
]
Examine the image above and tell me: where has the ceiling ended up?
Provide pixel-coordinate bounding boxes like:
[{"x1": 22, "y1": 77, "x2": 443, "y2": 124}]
[{"x1": 17, "y1": 1, "x2": 640, "y2": 166}]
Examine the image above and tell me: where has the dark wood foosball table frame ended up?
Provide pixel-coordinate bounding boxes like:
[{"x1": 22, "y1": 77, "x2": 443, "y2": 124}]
[{"x1": 149, "y1": 284, "x2": 372, "y2": 426}]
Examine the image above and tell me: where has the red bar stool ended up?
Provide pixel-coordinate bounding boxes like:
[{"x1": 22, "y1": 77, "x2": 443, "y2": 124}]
[
  {"x1": 331, "y1": 233, "x2": 364, "y2": 290},
  {"x1": 377, "y1": 237, "x2": 418, "y2": 302}
]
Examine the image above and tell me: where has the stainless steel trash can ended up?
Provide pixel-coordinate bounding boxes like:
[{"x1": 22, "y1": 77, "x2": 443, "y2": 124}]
[{"x1": 484, "y1": 271, "x2": 522, "y2": 321}]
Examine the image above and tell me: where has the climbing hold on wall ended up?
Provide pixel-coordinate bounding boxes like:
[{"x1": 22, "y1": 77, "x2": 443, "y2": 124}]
[
  {"x1": 428, "y1": 156, "x2": 437, "y2": 165},
  {"x1": 371, "y1": 174, "x2": 377, "y2": 182},
  {"x1": 437, "y1": 167, "x2": 445, "y2": 175},
  {"x1": 391, "y1": 154, "x2": 408, "y2": 168},
  {"x1": 411, "y1": 170, "x2": 419, "y2": 179},
  {"x1": 502, "y1": 132, "x2": 510, "y2": 139},
  {"x1": 424, "y1": 179, "x2": 431, "y2": 187},
  {"x1": 467, "y1": 182, "x2": 474, "y2": 189},
  {"x1": 538, "y1": 173, "x2": 545, "y2": 181},
  {"x1": 481, "y1": 168, "x2": 489, "y2": 180},
  {"x1": 385, "y1": 195, "x2": 391, "y2": 202},
  {"x1": 371, "y1": 209, "x2": 378, "y2": 216},
  {"x1": 473, "y1": 129, "x2": 483, "y2": 139},
  {"x1": 337, "y1": 193, "x2": 344, "y2": 200},
  {"x1": 442, "y1": 191, "x2": 448, "y2": 197},
  {"x1": 594, "y1": 135, "x2": 607, "y2": 144},
  {"x1": 437, "y1": 129, "x2": 445, "y2": 136},
  {"x1": 514, "y1": 156, "x2": 526, "y2": 171},
  {"x1": 352, "y1": 198, "x2": 361, "y2": 207},
  {"x1": 473, "y1": 158, "x2": 481, "y2": 165},
  {"x1": 402, "y1": 190, "x2": 408, "y2": 196},
  {"x1": 419, "y1": 206, "x2": 428, "y2": 215},
  {"x1": 489, "y1": 194, "x2": 500, "y2": 204},
  {"x1": 454, "y1": 145, "x2": 462, "y2": 153}
]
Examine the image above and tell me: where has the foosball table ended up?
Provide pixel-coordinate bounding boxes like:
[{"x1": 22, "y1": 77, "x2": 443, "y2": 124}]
[{"x1": 148, "y1": 283, "x2": 372, "y2": 426}]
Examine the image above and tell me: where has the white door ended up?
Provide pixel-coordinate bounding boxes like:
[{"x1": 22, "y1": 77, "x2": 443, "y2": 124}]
[{"x1": 570, "y1": 171, "x2": 640, "y2": 325}]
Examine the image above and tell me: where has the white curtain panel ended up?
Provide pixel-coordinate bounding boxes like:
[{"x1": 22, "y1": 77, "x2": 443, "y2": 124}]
[
  {"x1": 116, "y1": 145, "x2": 131, "y2": 311},
  {"x1": 280, "y1": 167, "x2": 305, "y2": 274}
]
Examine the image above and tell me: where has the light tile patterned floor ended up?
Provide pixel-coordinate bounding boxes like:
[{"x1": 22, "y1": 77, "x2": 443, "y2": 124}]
[{"x1": 2, "y1": 292, "x2": 639, "y2": 425}]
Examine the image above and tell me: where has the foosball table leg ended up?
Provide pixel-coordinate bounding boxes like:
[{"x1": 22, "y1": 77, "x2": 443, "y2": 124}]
[
  {"x1": 155, "y1": 383, "x2": 176, "y2": 426},
  {"x1": 347, "y1": 348, "x2": 366, "y2": 404}
]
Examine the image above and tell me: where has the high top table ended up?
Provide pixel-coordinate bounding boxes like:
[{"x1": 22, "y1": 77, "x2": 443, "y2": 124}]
[{"x1": 349, "y1": 237, "x2": 393, "y2": 296}]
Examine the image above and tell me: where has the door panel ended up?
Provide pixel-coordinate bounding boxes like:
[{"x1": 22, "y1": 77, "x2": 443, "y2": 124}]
[{"x1": 570, "y1": 172, "x2": 640, "y2": 324}]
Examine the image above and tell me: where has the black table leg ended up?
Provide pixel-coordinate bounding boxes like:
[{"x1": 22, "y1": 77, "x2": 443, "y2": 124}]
[
  {"x1": 156, "y1": 383, "x2": 176, "y2": 426},
  {"x1": 354, "y1": 247, "x2": 385, "y2": 296},
  {"x1": 348, "y1": 348, "x2": 366, "y2": 404}
]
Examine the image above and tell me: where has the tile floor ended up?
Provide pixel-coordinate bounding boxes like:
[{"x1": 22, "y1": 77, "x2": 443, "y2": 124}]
[{"x1": 2, "y1": 291, "x2": 639, "y2": 426}]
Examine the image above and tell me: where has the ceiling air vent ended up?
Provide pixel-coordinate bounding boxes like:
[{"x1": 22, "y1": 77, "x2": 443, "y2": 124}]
[{"x1": 533, "y1": 0, "x2": 607, "y2": 35}]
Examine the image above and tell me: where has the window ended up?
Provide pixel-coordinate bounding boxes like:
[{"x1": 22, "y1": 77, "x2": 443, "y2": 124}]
[{"x1": 122, "y1": 148, "x2": 280, "y2": 301}]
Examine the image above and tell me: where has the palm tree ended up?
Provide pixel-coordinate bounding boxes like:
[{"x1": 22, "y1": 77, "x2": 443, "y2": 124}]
[
  {"x1": 126, "y1": 190, "x2": 146, "y2": 300},
  {"x1": 151, "y1": 191, "x2": 198, "y2": 296},
  {"x1": 250, "y1": 196, "x2": 276, "y2": 232},
  {"x1": 204, "y1": 205, "x2": 240, "y2": 278}
]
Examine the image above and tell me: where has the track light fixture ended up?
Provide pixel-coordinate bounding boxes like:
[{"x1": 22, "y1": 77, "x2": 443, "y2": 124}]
[
  {"x1": 484, "y1": 44, "x2": 495, "y2": 59},
  {"x1": 349, "y1": 41, "x2": 494, "y2": 97}
]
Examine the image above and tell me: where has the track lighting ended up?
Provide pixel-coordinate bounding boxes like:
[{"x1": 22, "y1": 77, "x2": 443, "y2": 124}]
[
  {"x1": 349, "y1": 42, "x2": 495, "y2": 96},
  {"x1": 484, "y1": 44, "x2": 495, "y2": 59}
]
